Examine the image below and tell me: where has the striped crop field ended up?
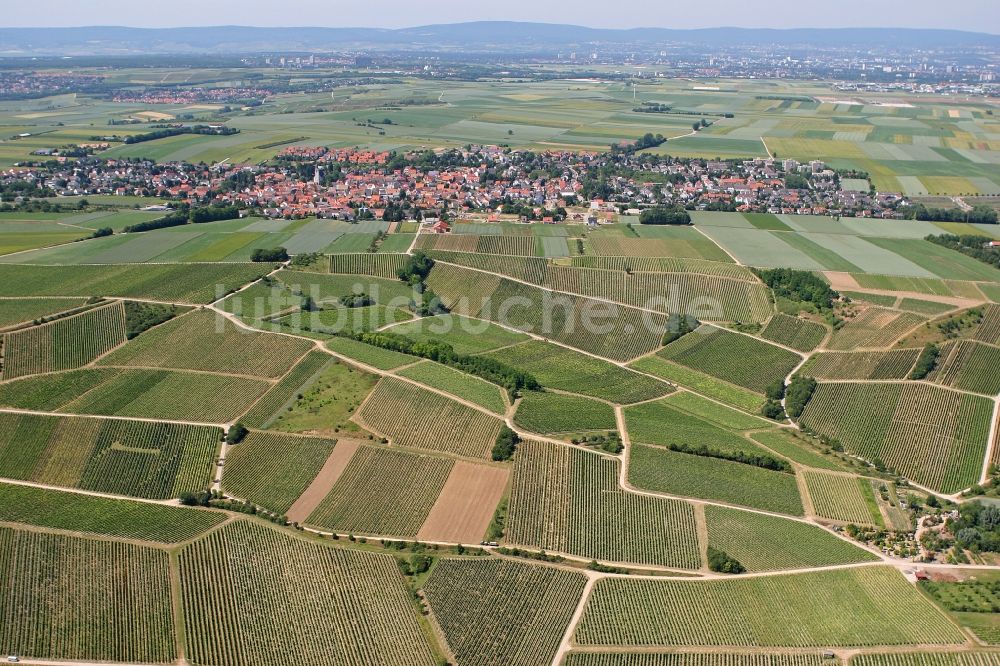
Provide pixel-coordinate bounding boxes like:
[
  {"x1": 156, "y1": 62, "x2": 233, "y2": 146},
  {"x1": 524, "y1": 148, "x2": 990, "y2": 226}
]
[
  {"x1": 799, "y1": 382, "x2": 993, "y2": 493},
  {"x1": 0, "y1": 526, "x2": 175, "y2": 662},
  {"x1": 542, "y1": 266, "x2": 774, "y2": 324},
  {"x1": 506, "y1": 440, "x2": 701, "y2": 568},
  {"x1": 974, "y1": 304, "x2": 1000, "y2": 345},
  {"x1": 574, "y1": 566, "x2": 964, "y2": 647},
  {"x1": 514, "y1": 390, "x2": 617, "y2": 434},
  {"x1": 802, "y1": 470, "x2": 884, "y2": 527},
  {"x1": 328, "y1": 252, "x2": 410, "y2": 278},
  {"x1": 564, "y1": 654, "x2": 829, "y2": 666},
  {"x1": 0, "y1": 297, "x2": 89, "y2": 330},
  {"x1": 828, "y1": 308, "x2": 926, "y2": 351},
  {"x1": 426, "y1": 250, "x2": 549, "y2": 283},
  {"x1": 240, "y1": 350, "x2": 333, "y2": 428},
  {"x1": 483, "y1": 340, "x2": 672, "y2": 404},
  {"x1": 424, "y1": 558, "x2": 587, "y2": 666},
  {"x1": 431, "y1": 251, "x2": 770, "y2": 322},
  {"x1": 0, "y1": 482, "x2": 225, "y2": 543},
  {"x1": 929, "y1": 339, "x2": 1000, "y2": 395},
  {"x1": 397, "y1": 361, "x2": 508, "y2": 414},
  {"x1": 98, "y1": 309, "x2": 313, "y2": 379},
  {"x1": 277, "y1": 269, "x2": 417, "y2": 305},
  {"x1": 178, "y1": 520, "x2": 436, "y2": 666},
  {"x1": 223, "y1": 431, "x2": 338, "y2": 514},
  {"x1": 59, "y1": 368, "x2": 271, "y2": 423},
  {"x1": 0, "y1": 412, "x2": 219, "y2": 499},
  {"x1": 805, "y1": 349, "x2": 920, "y2": 380},
  {"x1": 705, "y1": 505, "x2": 878, "y2": 571},
  {"x1": 356, "y1": 377, "x2": 503, "y2": 458},
  {"x1": 569, "y1": 255, "x2": 758, "y2": 280},
  {"x1": 305, "y1": 444, "x2": 454, "y2": 537},
  {"x1": 0, "y1": 263, "x2": 271, "y2": 303},
  {"x1": 657, "y1": 326, "x2": 801, "y2": 394},
  {"x1": 1, "y1": 301, "x2": 126, "y2": 379},
  {"x1": 428, "y1": 263, "x2": 671, "y2": 361},
  {"x1": 476, "y1": 234, "x2": 538, "y2": 256},
  {"x1": 759, "y1": 313, "x2": 827, "y2": 352},
  {"x1": 851, "y1": 654, "x2": 1000, "y2": 666}
]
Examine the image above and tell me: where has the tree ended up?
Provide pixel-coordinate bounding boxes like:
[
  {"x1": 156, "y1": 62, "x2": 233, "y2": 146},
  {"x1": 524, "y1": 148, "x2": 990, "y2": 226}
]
[
  {"x1": 251, "y1": 247, "x2": 289, "y2": 262},
  {"x1": 784, "y1": 376, "x2": 817, "y2": 419},
  {"x1": 226, "y1": 423, "x2": 248, "y2": 444},
  {"x1": 707, "y1": 547, "x2": 745, "y2": 574},
  {"x1": 492, "y1": 426, "x2": 521, "y2": 461},
  {"x1": 639, "y1": 206, "x2": 691, "y2": 226}
]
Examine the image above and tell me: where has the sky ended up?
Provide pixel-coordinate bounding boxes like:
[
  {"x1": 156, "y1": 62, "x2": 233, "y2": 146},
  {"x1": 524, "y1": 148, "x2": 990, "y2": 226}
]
[{"x1": 2, "y1": 0, "x2": 997, "y2": 33}]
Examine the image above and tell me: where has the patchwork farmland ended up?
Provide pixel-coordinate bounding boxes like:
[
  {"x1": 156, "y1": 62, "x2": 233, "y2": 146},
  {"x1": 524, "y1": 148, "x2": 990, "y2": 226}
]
[{"x1": 1, "y1": 64, "x2": 999, "y2": 666}]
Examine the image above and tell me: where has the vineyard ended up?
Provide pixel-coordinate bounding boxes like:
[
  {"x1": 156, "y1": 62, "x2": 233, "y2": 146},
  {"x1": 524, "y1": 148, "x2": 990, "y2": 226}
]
[
  {"x1": 178, "y1": 520, "x2": 437, "y2": 666},
  {"x1": 805, "y1": 349, "x2": 920, "y2": 381},
  {"x1": 397, "y1": 361, "x2": 508, "y2": 414},
  {"x1": 506, "y1": 440, "x2": 701, "y2": 568},
  {"x1": 327, "y1": 252, "x2": 410, "y2": 278},
  {"x1": 624, "y1": 398, "x2": 771, "y2": 457},
  {"x1": 0, "y1": 412, "x2": 219, "y2": 499},
  {"x1": 0, "y1": 297, "x2": 88, "y2": 330},
  {"x1": 278, "y1": 269, "x2": 416, "y2": 305},
  {"x1": 542, "y1": 266, "x2": 775, "y2": 324},
  {"x1": 657, "y1": 326, "x2": 801, "y2": 395},
  {"x1": 391, "y1": 313, "x2": 530, "y2": 355},
  {"x1": 704, "y1": 505, "x2": 878, "y2": 571},
  {"x1": 759, "y1": 314, "x2": 827, "y2": 352},
  {"x1": 1, "y1": 302, "x2": 127, "y2": 380},
  {"x1": 799, "y1": 382, "x2": 993, "y2": 493},
  {"x1": 569, "y1": 255, "x2": 757, "y2": 280},
  {"x1": 426, "y1": 264, "x2": 670, "y2": 361},
  {"x1": 223, "y1": 431, "x2": 338, "y2": 514},
  {"x1": 0, "y1": 482, "x2": 225, "y2": 543},
  {"x1": 99, "y1": 309, "x2": 313, "y2": 379},
  {"x1": 241, "y1": 351, "x2": 332, "y2": 428},
  {"x1": 0, "y1": 263, "x2": 271, "y2": 303},
  {"x1": 586, "y1": 233, "x2": 730, "y2": 262},
  {"x1": 827, "y1": 308, "x2": 926, "y2": 351},
  {"x1": 484, "y1": 340, "x2": 672, "y2": 404},
  {"x1": 0, "y1": 527, "x2": 175, "y2": 662},
  {"x1": 629, "y1": 355, "x2": 765, "y2": 413},
  {"x1": 476, "y1": 234, "x2": 538, "y2": 256},
  {"x1": 305, "y1": 444, "x2": 454, "y2": 537},
  {"x1": 60, "y1": 368, "x2": 271, "y2": 423},
  {"x1": 750, "y1": 429, "x2": 850, "y2": 472},
  {"x1": 325, "y1": 335, "x2": 420, "y2": 370},
  {"x1": 565, "y1": 654, "x2": 828, "y2": 666},
  {"x1": 574, "y1": 566, "x2": 964, "y2": 647},
  {"x1": 426, "y1": 250, "x2": 549, "y2": 283},
  {"x1": 514, "y1": 391, "x2": 617, "y2": 434},
  {"x1": 851, "y1": 654, "x2": 1000, "y2": 666},
  {"x1": 973, "y1": 304, "x2": 1000, "y2": 345},
  {"x1": 423, "y1": 558, "x2": 587, "y2": 666},
  {"x1": 802, "y1": 470, "x2": 883, "y2": 527},
  {"x1": 356, "y1": 377, "x2": 503, "y2": 458},
  {"x1": 628, "y1": 444, "x2": 804, "y2": 515},
  {"x1": 929, "y1": 340, "x2": 1000, "y2": 395}
]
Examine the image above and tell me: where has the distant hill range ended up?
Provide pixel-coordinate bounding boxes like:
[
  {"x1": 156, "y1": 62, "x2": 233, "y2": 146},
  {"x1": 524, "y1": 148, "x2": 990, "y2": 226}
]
[{"x1": 1, "y1": 22, "x2": 997, "y2": 56}]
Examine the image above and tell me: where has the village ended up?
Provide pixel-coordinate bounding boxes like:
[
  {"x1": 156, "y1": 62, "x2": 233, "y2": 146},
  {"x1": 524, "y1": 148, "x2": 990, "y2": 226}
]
[{"x1": 1, "y1": 143, "x2": 927, "y2": 223}]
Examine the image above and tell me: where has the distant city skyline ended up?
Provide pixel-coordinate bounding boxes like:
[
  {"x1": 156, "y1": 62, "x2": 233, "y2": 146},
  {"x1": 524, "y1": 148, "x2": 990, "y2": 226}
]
[{"x1": 2, "y1": 0, "x2": 998, "y2": 33}]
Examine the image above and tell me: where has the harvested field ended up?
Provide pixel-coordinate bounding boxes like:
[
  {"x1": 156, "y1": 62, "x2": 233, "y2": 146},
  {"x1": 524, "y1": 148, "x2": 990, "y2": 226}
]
[{"x1": 416, "y1": 461, "x2": 509, "y2": 543}]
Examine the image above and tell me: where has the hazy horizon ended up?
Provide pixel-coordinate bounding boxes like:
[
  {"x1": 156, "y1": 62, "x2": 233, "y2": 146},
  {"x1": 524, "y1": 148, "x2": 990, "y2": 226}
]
[{"x1": 2, "y1": 0, "x2": 997, "y2": 34}]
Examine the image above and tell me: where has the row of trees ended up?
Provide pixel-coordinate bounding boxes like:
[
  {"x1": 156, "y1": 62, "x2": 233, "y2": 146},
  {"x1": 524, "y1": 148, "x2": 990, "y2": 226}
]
[{"x1": 926, "y1": 234, "x2": 1000, "y2": 270}]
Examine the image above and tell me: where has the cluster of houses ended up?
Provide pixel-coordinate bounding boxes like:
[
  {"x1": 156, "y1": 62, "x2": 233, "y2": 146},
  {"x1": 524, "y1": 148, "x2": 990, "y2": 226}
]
[{"x1": 3, "y1": 145, "x2": 909, "y2": 220}]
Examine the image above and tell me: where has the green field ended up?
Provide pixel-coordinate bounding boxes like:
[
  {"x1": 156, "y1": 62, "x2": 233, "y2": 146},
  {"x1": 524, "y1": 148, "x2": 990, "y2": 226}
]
[
  {"x1": 0, "y1": 412, "x2": 219, "y2": 499},
  {"x1": 0, "y1": 482, "x2": 225, "y2": 542},
  {"x1": 357, "y1": 377, "x2": 503, "y2": 458},
  {"x1": 178, "y1": 520, "x2": 437, "y2": 666},
  {"x1": 0, "y1": 526, "x2": 175, "y2": 662},
  {"x1": 514, "y1": 391, "x2": 617, "y2": 434},
  {"x1": 575, "y1": 566, "x2": 964, "y2": 647},
  {"x1": 705, "y1": 505, "x2": 879, "y2": 571},
  {"x1": 507, "y1": 440, "x2": 701, "y2": 568},
  {"x1": 799, "y1": 382, "x2": 993, "y2": 494},
  {"x1": 397, "y1": 360, "x2": 508, "y2": 414},
  {"x1": 424, "y1": 558, "x2": 586, "y2": 666}
]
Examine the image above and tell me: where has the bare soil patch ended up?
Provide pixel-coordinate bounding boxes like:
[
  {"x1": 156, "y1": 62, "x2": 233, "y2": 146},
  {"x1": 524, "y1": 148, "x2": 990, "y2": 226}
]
[
  {"x1": 286, "y1": 439, "x2": 362, "y2": 523},
  {"x1": 417, "y1": 461, "x2": 509, "y2": 544}
]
